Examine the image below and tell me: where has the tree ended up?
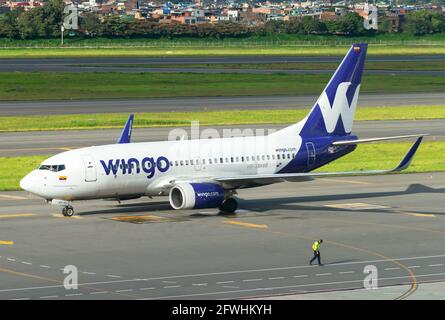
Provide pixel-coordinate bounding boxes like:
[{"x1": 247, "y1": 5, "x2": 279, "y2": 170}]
[
  {"x1": 403, "y1": 10, "x2": 445, "y2": 35},
  {"x1": 0, "y1": 9, "x2": 21, "y2": 38},
  {"x1": 80, "y1": 13, "x2": 102, "y2": 37}
]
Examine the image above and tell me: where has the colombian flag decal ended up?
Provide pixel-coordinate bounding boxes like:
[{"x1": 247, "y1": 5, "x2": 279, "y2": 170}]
[
  {"x1": 353, "y1": 46, "x2": 361, "y2": 53},
  {"x1": 59, "y1": 176, "x2": 67, "y2": 181}
]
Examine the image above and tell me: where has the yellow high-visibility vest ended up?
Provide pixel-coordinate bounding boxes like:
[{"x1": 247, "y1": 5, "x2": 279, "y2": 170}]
[{"x1": 312, "y1": 241, "x2": 320, "y2": 252}]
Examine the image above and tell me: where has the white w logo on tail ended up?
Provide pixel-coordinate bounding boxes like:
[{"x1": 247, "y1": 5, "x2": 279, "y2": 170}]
[{"x1": 317, "y1": 82, "x2": 360, "y2": 134}]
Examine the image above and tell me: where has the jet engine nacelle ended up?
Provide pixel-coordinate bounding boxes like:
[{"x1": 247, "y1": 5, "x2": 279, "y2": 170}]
[{"x1": 169, "y1": 183, "x2": 225, "y2": 210}]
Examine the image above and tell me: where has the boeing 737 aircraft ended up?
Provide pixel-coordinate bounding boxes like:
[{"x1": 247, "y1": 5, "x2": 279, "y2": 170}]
[{"x1": 20, "y1": 43, "x2": 425, "y2": 217}]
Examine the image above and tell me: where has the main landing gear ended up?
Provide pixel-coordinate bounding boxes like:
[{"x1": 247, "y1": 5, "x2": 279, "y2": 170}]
[
  {"x1": 219, "y1": 198, "x2": 238, "y2": 214},
  {"x1": 62, "y1": 206, "x2": 75, "y2": 217}
]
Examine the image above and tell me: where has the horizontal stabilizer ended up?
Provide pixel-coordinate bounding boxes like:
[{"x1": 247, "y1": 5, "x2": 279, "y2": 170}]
[
  {"x1": 117, "y1": 114, "x2": 134, "y2": 144},
  {"x1": 332, "y1": 134, "x2": 428, "y2": 146}
]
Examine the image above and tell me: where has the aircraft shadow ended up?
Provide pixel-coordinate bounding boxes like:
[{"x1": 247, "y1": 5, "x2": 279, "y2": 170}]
[{"x1": 78, "y1": 183, "x2": 443, "y2": 217}]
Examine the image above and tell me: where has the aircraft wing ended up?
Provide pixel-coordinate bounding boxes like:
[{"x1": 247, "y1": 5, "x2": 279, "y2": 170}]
[
  {"x1": 214, "y1": 136, "x2": 423, "y2": 185},
  {"x1": 332, "y1": 133, "x2": 427, "y2": 146}
]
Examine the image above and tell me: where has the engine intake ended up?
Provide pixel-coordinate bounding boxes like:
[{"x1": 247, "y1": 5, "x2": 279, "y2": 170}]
[{"x1": 169, "y1": 183, "x2": 225, "y2": 210}]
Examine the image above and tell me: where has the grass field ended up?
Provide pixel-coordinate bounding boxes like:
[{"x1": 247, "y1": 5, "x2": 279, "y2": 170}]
[
  {"x1": 2, "y1": 72, "x2": 445, "y2": 101},
  {"x1": 0, "y1": 106, "x2": 444, "y2": 132},
  {"x1": 2, "y1": 33, "x2": 445, "y2": 47},
  {"x1": 3, "y1": 45, "x2": 445, "y2": 58},
  {"x1": 2, "y1": 141, "x2": 443, "y2": 191}
]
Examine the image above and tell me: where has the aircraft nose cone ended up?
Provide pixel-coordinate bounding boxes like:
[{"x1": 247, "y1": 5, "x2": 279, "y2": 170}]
[{"x1": 20, "y1": 173, "x2": 36, "y2": 193}]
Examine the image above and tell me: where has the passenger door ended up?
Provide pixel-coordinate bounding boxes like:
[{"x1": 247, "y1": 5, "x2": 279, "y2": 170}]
[
  {"x1": 82, "y1": 155, "x2": 97, "y2": 182},
  {"x1": 305, "y1": 142, "x2": 316, "y2": 167}
]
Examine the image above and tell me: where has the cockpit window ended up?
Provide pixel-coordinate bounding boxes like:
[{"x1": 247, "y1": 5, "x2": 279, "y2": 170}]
[{"x1": 38, "y1": 165, "x2": 66, "y2": 172}]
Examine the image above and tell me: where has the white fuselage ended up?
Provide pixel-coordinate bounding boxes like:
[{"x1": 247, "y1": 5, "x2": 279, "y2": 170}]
[{"x1": 20, "y1": 122, "x2": 304, "y2": 202}]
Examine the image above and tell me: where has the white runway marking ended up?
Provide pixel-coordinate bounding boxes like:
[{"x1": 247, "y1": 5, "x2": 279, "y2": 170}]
[
  {"x1": 115, "y1": 289, "x2": 133, "y2": 293},
  {"x1": 243, "y1": 279, "x2": 262, "y2": 282},
  {"x1": 293, "y1": 275, "x2": 308, "y2": 278},
  {"x1": 141, "y1": 272, "x2": 445, "y2": 300},
  {"x1": 384, "y1": 267, "x2": 401, "y2": 271},
  {"x1": 39, "y1": 265, "x2": 51, "y2": 269},
  {"x1": 65, "y1": 293, "x2": 83, "y2": 297},
  {"x1": 2, "y1": 253, "x2": 445, "y2": 294},
  {"x1": 339, "y1": 271, "x2": 355, "y2": 274},
  {"x1": 316, "y1": 273, "x2": 333, "y2": 276},
  {"x1": 429, "y1": 264, "x2": 444, "y2": 267},
  {"x1": 268, "y1": 277, "x2": 285, "y2": 280},
  {"x1": 90, "y1": 291, "x2": 108, "y2": 295},
  {"x1": 139, "y1": 287, "x2": 156, "y2": 291}
]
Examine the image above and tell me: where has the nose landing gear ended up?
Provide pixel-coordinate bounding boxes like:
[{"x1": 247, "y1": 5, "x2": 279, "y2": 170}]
[{"x1": 62, "y1": 206, "x2": 75, "y2": 217}]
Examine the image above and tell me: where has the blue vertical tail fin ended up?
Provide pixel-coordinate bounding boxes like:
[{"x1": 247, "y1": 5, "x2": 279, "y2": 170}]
[{"x1": 300, "y1": 43, "x2": 367, "y2": 138}]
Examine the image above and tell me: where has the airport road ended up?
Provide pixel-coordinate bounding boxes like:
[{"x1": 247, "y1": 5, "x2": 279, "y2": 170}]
[
  {"x1": 1, "y1": 120, "x2": 443, "y2": 157},
  {"x1": 1, "y1": 55, "x2": 445, "y2": 72},
  {"x1": 1, "y1": 93, "x2": 445, "y2": 116},
  {"x1": 0, "y1": 172, "x2": 444, "y2": 300}
]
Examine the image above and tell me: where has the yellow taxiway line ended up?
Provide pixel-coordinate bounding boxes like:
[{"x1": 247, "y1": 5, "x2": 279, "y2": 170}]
[
  {"x1": 0, "y1": 194, "x2": 28, "y2": 200},
  {"x1": 0, "y1": 240, "x2": 14, "y2": 245},
  {"x1": 223, "y1": 220, "x2": 268, "y2": 229},
  {"x1": 0, "y1": 214, "x2": 34, "y2": 219}
]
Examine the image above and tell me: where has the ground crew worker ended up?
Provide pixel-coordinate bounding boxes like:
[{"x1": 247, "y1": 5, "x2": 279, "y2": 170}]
[{"x1": 309, "y1": 239, "x2": 323, "y2": 266}]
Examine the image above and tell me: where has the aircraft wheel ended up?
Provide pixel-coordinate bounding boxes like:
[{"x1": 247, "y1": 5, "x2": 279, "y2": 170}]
[
  {"x1": 219, "y1": 198, "x2": 238, "y2": 214},
  {"x1": 62, "y1": 206, "x2": 74, "y2": 217}
]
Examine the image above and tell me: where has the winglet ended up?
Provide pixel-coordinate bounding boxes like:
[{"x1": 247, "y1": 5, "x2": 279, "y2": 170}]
[
  {"x1": 393, "y1": 136, "x2": 423, "y2": 172},
  {"x1": 117, "y1": 114, "x2": 134, "y2": 144}
]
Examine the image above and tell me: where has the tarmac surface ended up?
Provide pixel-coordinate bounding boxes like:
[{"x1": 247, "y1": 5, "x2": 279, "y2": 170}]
[
  {"x1": 1, "y1": 120, "x2": 442, "y2": 157},
  {"x1": 0, "y1": 172, "x2": 444, "y2": 300},
  {"x1": 1, "y1": 93, "x2": 445, "y2": 116},
  {"x1": 1, "y1": 55, "x2": 445, "y2": 73}
]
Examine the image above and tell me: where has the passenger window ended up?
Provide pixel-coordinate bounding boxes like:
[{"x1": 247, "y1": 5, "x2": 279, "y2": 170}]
[
  {"x1": 180, "y1": 161, "x2": 183, "y2": 166},
  {"x1": 262, "y1": 155, "x2": 265, "y2": 161},
  {"x1": 277, "y1": 154, "x2": 281, "y2": 160},
  {"x1": 209, "y1": 159, "x2": 212, "y2": 164},
  {"x1": 190, "y1": 160, "x2": 194, "y2": 165},
  {"x1": 220, "y1": 158, "x2": 223, "y2": 163},
  {"x1": 185, "y1": 160, "x2": 189, "y2": 165},
  {"x1": 230, "y1": 157, "x2": 234, "y2": 163},
  {"x1": 267, "y1": 155, "x2": 270, "y2": 160},
  {"x1": 175, "y1": 161, "x2": 178, "y2": 166},
  {"x1": 287, "y1": 154, "x2": 291, "y2": 159}
]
